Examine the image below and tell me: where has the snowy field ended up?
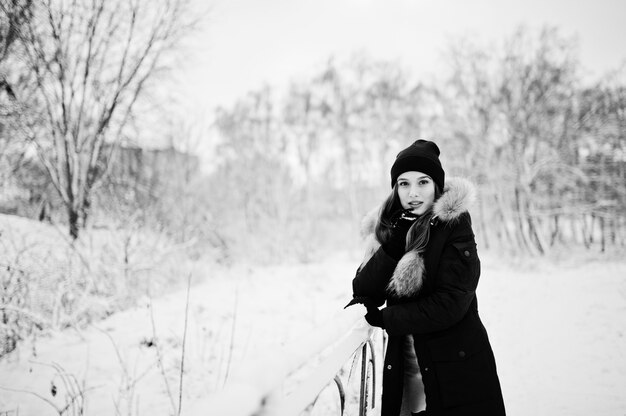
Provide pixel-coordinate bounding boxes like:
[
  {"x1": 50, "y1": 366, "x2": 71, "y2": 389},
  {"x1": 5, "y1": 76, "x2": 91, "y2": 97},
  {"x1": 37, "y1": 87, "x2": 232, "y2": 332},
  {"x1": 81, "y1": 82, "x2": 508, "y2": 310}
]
[{"x1": 1, "y1": 250, "x2": 625, "y2": 415}]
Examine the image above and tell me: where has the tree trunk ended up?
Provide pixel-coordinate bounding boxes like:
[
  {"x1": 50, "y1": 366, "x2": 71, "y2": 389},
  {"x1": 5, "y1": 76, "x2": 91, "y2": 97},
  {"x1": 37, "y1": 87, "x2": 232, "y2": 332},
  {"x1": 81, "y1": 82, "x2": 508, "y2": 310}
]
[
  {"x1": 494, "y1": 191, "x2": 516, "y2": 251},
  {"x1": 514, "y1": 187, "x2": 536, "y2": 255},
  {"x1": 581, "y1": 213, "x2": 591, "y2": 249},
  {"x1": 68, "y1": 206, "x2": 80, "y2": 239},
  {"x1": 550, "y1": 215, "x2": 560, "y2": 247},
  {"x1": 599, "y1": 215, "x2": 605, "y2": 253},
  {"x1": 526, "y1": 213, "x2": 545, "y2": 255}
]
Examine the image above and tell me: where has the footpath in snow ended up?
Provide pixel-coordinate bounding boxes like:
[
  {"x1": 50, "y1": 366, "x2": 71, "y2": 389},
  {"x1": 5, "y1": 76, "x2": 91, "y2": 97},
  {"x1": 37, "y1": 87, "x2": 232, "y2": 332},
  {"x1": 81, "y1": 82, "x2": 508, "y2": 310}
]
[{"x1": 0, "y1": 252, "x2": 625, "y2": 416}]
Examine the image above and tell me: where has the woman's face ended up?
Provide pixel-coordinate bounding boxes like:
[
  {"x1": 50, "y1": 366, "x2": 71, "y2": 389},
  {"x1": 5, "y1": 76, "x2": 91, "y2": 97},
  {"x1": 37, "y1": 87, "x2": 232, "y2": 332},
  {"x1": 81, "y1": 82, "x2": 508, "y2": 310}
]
[{"x1": 396, "y1": 171, "x2": 436, "y2": 215}]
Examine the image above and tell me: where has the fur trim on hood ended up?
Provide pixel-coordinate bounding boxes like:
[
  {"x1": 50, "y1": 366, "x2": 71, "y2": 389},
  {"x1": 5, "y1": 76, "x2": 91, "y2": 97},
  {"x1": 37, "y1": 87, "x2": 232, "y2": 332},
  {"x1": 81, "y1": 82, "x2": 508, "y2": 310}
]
[
  {"x1": 432, "y1": 176, "x2": 476, "y2": 224},
  {"x1": 359, "y1": 177, "x2": 476, "y2": 297}
]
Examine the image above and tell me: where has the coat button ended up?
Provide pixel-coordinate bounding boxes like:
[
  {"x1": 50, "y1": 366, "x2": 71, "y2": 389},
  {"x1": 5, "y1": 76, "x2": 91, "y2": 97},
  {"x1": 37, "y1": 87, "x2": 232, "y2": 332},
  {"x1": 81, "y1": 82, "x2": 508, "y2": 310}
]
[
  {"x1": 386, "y1": 365, "x2": 392, "y2": 370},
  {"x1": 463, "y1": 250, "x2": 470, "y2": 257},
  {"x1": 458, "y1": 350, "x2": 466, "y2": 358},
  {"x1": 423, "y1": 367, "x2": 429, "y2": 372}
]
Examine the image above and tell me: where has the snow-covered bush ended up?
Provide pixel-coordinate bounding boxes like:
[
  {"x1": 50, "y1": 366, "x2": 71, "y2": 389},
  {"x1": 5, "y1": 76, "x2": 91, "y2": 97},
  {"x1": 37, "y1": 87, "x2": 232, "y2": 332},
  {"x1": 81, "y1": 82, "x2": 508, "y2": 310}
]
[{"x1": 0, "y1": 214, "x2": 197, "y2": 357}]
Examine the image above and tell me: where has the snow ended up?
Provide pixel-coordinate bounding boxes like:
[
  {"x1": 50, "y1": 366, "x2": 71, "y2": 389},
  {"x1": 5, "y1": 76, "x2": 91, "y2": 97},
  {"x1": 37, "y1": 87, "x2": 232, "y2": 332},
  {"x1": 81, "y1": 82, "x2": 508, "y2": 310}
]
[
  {"x1": 478, "y1": 254, "x2": 626, "y2": 415},
  {"x1": 1, "y1": 250, "x2": 625, "y2": 415}
]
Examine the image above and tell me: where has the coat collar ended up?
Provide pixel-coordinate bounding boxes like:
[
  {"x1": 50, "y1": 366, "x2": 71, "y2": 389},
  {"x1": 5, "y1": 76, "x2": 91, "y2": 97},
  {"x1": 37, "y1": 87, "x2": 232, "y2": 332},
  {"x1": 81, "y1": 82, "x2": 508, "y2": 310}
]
[{"x1": 359, "y1": 177, "x2": 476, "y2": 297}]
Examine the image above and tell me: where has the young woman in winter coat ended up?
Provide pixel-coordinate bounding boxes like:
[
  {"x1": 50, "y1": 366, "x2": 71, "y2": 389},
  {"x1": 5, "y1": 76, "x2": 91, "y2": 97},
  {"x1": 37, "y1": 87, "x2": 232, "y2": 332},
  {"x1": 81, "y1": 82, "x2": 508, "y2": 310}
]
[{"x1": 347, "y1": 139, "x2": 505, "y2": 416}]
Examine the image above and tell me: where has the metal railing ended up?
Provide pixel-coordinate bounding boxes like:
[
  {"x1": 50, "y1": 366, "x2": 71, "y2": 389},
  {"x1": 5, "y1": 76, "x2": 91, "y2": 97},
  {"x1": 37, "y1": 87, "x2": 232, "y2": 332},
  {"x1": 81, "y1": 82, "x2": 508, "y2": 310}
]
[{"x1": 188, "y1": 307, "x2": 383, "y2": 416}]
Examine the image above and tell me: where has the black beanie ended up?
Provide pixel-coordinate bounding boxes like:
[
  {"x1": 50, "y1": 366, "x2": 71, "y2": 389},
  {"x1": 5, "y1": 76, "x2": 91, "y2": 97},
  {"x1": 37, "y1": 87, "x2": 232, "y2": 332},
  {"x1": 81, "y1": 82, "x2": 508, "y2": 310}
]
[{"x1": 390, "y1": 139, "x2": 445, "y2": 189}]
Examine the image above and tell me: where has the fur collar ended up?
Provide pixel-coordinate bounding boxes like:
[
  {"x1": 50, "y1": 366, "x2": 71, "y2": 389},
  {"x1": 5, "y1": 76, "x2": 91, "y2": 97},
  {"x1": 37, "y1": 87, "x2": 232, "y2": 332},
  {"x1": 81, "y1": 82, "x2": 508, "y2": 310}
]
[{"x1": 359, "y1": 177, "x2": 476, "y2": 297}]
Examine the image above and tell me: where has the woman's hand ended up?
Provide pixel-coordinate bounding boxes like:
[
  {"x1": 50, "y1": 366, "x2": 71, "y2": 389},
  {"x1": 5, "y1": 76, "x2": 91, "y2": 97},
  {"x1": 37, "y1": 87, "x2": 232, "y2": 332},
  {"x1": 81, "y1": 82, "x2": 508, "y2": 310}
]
[
  {"x1": 382, "y1": 211, "x2": 417, "y2": 260},
  {"x1": 365, "y1": 305, "x2": 385, "y2": 328},
  {"x1": 344, "y1": 295, "x2": 384, "y2": 309}
]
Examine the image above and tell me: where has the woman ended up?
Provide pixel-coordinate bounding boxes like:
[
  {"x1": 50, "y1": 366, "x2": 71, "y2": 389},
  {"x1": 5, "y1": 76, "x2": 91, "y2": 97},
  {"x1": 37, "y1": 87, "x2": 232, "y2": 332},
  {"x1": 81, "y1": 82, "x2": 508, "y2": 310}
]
[{"x1": 347, "y1": 139, "x2": 505, "y2": 416}]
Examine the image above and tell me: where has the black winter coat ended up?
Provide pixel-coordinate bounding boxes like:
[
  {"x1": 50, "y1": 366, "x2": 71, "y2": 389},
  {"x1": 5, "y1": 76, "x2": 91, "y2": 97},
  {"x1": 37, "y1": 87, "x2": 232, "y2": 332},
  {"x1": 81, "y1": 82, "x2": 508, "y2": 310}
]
[{"x1": 352, "y1": 178, "x2": 505, "y2": 416}]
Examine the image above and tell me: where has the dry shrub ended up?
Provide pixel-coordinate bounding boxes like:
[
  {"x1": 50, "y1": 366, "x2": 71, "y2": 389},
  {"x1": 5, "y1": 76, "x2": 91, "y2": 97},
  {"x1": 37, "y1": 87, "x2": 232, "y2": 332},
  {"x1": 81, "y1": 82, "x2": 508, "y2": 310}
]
[{"x1": 0, "y1": 214, "x2": 198, "y2": 357}]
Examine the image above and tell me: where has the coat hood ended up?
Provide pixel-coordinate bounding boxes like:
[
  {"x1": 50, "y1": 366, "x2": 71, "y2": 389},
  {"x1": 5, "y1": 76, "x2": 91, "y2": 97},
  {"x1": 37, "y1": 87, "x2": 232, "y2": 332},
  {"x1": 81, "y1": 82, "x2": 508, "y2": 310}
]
[{"x1": 359, "y1": 177, "x2": 476, "y2": 297}]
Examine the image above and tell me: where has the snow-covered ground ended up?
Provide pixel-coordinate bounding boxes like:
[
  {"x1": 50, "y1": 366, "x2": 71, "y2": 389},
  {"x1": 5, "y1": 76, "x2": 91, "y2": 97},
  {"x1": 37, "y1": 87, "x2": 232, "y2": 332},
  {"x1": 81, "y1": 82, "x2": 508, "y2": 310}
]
[
  {"x1": 478, "y1": 253, "x2": 626, "y2": 415},
  {"x1": 1, "y1": 250, "x2": 625, "y2": 415}
]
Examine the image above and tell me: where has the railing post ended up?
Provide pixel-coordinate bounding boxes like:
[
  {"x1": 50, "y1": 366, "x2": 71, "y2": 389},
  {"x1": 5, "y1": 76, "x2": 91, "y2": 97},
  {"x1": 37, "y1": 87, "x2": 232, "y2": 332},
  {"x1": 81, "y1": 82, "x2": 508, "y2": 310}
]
[
  {"x1": 359, "y1": 343, "x2": 368, "y2": 416},
  {"x1": 333, "y1": 375, "x2": 346, "y2": 415},
  {"x1": 367, "y1": 338, "x2": 376, "y2": 410}
]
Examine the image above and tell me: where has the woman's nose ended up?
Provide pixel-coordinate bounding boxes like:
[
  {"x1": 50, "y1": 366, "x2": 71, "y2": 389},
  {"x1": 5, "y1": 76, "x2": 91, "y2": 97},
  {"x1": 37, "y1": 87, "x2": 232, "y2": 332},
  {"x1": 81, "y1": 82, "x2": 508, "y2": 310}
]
[{"x1": 409, "y1": 185, "x2": 419, "y2": 197}]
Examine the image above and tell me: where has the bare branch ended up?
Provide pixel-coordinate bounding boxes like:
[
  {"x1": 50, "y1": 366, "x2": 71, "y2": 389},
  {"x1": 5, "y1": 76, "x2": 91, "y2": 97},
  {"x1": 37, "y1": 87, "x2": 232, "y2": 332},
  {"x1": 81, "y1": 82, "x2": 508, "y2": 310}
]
[{"x1": 18, "y1": 0, "x2": 198, "y2": 238}]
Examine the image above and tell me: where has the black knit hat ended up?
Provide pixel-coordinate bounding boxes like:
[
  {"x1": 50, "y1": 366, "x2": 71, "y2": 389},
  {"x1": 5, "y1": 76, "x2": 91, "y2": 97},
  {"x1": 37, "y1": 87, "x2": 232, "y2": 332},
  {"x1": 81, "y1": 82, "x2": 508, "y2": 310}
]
[{"x1": 390, "y1": 139, "x2": 445, "y2": 189}]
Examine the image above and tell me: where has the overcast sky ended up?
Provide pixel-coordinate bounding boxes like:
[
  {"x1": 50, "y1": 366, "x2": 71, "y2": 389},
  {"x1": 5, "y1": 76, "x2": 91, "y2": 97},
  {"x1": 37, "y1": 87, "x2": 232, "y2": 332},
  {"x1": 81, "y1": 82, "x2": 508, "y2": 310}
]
[{"x1": 176, "y1": 0, "x2": 626, "y2": 117}]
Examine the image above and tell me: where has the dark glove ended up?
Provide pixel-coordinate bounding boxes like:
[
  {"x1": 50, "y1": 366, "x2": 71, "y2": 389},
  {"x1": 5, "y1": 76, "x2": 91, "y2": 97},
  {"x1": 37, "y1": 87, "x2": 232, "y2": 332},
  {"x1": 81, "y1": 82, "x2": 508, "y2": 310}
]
[
  {"x1": 344, "y1": 296, "x2": 383, "y2": 309},
  {"x1": 381, "y1": 210, "x2": 417, "y2": 261},
  {"x1": 344, "y1": 296, "x2": 368, "y2": 309},
  {"x1": 364, "y1": 305, "x2": 385, "y2": 328}
]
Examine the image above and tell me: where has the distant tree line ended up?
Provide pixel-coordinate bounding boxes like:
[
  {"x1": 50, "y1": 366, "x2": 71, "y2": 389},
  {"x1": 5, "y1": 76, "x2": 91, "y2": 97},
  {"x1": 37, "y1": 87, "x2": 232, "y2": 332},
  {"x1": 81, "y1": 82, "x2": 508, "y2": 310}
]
[
  {"x1": 1, "y1": 7, "x2": 624, "y2": 261},
  {"x1": 212, "y1": 27, "x2": 625, "y2": 258}
]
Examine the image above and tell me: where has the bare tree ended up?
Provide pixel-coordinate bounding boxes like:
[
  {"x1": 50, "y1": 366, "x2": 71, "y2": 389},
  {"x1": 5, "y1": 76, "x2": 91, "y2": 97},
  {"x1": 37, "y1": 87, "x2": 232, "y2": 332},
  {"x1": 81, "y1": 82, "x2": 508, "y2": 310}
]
[
  {"x1": 0, "y1": 0, "x2": 33, "y2": 74},
  {"x1": 439, "y1": 26, "x2": 585, "y2": 254},
  {"x1": 303, "y1": 55, "x2": 421, "y2": 219},
  {"x1": 19, "y1": 0, "x2": 197, "y2": 238},
  {"x1": 577, "y1": 72, "x2": 626, "y2": 250},
  {"x1": 1, "y1": 1, "x2": 35, "y2": 207}
]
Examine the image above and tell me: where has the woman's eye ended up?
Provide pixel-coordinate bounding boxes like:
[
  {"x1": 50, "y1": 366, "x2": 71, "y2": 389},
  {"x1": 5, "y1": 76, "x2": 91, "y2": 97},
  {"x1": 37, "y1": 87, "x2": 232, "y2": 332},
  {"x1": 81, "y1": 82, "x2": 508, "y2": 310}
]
[
  {"x1": 419, "y1": 179, "x2": 430, "y2": 186},
  {"x1": 398, "y1": 181, "x2": 408, "y2": 187}
]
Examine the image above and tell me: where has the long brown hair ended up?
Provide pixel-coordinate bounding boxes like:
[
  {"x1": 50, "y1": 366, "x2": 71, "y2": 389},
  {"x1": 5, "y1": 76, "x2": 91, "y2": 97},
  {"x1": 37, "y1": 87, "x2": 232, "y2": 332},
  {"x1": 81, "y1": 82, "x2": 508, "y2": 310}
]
[{"x1": 375, "y1": 182, "x2": 443, "y2": 254}]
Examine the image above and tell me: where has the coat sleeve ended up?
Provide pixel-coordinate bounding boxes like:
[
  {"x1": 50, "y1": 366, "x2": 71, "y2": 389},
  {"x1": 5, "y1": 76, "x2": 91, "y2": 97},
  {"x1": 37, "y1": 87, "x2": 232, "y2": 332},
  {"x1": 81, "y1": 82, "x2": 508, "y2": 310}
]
[
  {"x1": 351, "y1": 247, "x2": 398, "y2": 307},
  {"x1": 381, "y1": 218, "x2": 481, "y2": 335}
]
